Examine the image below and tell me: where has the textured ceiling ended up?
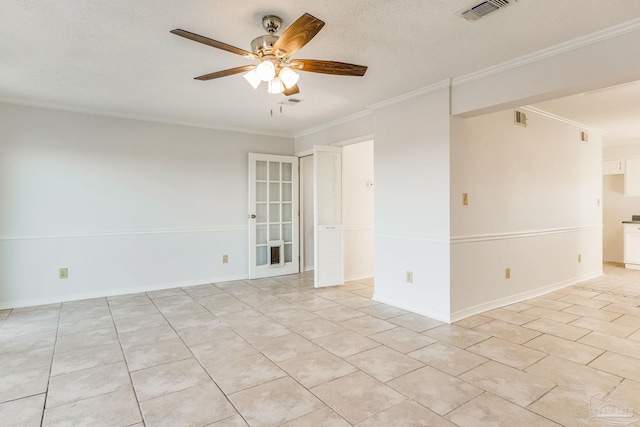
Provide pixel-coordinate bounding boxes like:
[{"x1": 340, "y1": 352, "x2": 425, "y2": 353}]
[{"x1": 1, "y1": 0, "x2": 640, "y2": 136}]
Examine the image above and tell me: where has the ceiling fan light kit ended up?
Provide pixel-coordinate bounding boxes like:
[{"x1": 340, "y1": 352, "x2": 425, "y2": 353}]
[
  {"x1": 268, "y1": 77, "x2": 284, "y2": 94},
  {"x1": 256, "y1": 59, "x2": 277, "y2": 82},
  {"x1": 243, "y1": 69, "x2": 262, "y2": 89},
  {"x1": 170, "y1": 13, "x2": 367, "y2": 96},
  {"x1": 279, "y1": 67, "x2": 300, "y2": 89}
]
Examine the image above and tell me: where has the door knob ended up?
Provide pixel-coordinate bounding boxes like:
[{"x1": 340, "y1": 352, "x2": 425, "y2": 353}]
[{"x1": 249, "y1": 214, "x2": 256, "y2": 219}]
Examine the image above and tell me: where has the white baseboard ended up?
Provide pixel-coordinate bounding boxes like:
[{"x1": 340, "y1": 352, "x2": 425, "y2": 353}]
[
  {"x1": 371, "y1": 270, "x2": 603, "y2": 324},
  {"x1": 372, "y1": 294, "x2": 451, "y2": 323},
  {"x1": 0, "y1": 274, "x2": 248, "y2": 310},
  {"x1": 345, "y1": 273, "x2": 374, "y2": 282},
  {"x1": 449, "y1": 270, "x2": 603, "y2": 323}
]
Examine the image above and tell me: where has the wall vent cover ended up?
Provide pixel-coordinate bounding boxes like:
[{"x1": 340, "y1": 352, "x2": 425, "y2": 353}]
[
  {"x1": 458, "y1": 0, "x2": 512, "y2": 21},
  {"x1": 514, "y1": 109, "x2": 527, "y2": 127}
]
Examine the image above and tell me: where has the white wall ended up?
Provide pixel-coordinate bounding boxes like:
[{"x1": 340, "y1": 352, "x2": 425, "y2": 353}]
[
  {"x1": 343, "y1": 140, "x2": 374, "y2": 281},
  {"x1": 603, "y1": 142, "x2": 640, "y2": 262},
  {"x1": 0, "y1": 103, "x2": 294, "y2": 308},
  {"x1": 450, "y1": 109, "x2": 603, "y2": 319},
  {"x1": 372, "y1": 87, "x2": 452, "y2": 322}
]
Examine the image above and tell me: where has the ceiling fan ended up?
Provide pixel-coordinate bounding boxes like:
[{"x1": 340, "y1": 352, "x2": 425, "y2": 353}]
[{"x1": 170, "y1": 13, "x2": 368, "y2": 96}]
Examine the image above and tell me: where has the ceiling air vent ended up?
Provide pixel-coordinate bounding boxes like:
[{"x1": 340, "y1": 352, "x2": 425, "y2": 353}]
[{"x1": 459, "y1": 0, "x2": 512, "y2": 21}]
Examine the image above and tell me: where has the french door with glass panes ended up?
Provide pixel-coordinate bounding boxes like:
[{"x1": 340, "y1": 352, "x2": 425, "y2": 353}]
[{"x1": 248, "y1": 153, "x2": 299, "y2": 279}]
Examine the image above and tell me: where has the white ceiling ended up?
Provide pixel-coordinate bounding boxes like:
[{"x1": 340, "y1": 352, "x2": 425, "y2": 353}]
[
  {"x1": 2, "y1": 0, "x2": 640, "y2": 136},
  {"x1": 532, "y1": 80, "x2": 640, "y2": 145}
]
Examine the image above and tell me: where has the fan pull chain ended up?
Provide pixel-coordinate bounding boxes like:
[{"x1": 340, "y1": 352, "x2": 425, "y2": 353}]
[{"x1": 270, "y1": 105, "x2": 285, "y2": 118}]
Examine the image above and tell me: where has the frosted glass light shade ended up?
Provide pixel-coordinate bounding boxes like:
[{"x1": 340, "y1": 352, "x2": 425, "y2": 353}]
[
  {"x1": 279, "y1": 67, "x2": 299, "y2": 89},
  {"x1": 243, "y1": 69, "x2": 261, "y2": 89},
  {"x1": 268, "y1": 77, "x2": 284, "y2": 94},
  {"x1": 256, "y1": 60, "x2": 276, "y2": 81}
]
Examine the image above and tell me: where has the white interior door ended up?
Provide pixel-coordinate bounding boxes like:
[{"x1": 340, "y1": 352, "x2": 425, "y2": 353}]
[
  {"x1": 314, "y1": 145, "x2": 344, "y2": 287},
  {"x1": 248, "y1": 153, "x2": 299, "y2": 279},
  {"x1": 300, "y1": 155, "x2": 314, "y2": 272}
]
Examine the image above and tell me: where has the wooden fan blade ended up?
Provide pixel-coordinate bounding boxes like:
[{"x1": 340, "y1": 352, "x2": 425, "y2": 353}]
[
  {"x1": 195, "y1": 65, "x2": 255, "y2": 81},
  {"x1": 272, "y1": 13, "x2": 325, "y2": 58},
  {"x1": 289, "y1": 60, "x2": 367, "y2": 76},
  {"x1": 171, "y1": 29, "x2": 257, "y2": 59},
  {"x1": 283, "y1": 84, "x2": 300, "y2": 96}
]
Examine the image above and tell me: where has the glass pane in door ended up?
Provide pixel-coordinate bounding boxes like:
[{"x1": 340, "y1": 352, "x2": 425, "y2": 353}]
[
  {"x1": 282, "y1": 163, "x2": 292, "y2": 181},
  {"x1": 256, "y1": 246, "x2": 267, "y2": 266},
  {"x1": 269, "y1": 224, "x2": 281, "y2": 241},
  {"x1": 256, "y1": 161, "x2": 268, "y2": 181},
  {"x1": 256, "y1": 182, "x2": 267, "y2": 202},
  {"x1": 269, "y1": 162, "x2": 280, "y2": 181},
  {"x1": 269, "y1": 183, "x2": 280, "y2": 201},
  {"x1": 256, "y1": 204, "x2": 267, "y2": 223}
]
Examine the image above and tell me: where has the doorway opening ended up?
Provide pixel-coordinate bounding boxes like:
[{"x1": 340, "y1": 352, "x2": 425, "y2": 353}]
[{"x1": 299, "y1": 140, "x2": 375, "y2": 284}]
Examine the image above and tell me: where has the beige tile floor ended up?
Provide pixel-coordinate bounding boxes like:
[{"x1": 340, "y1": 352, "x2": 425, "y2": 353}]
[{"x1": 1, "y1": 262, "x2": 640, "y2": 426}]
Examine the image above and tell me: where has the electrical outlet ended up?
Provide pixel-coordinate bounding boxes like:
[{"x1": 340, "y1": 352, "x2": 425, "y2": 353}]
[
  {"x1": 406, "y1": 271, "x2": 413, "y2": 283},
  {"x1": 463, "y1": 193, "x2": 469, "y2": 206},
  {"x1": 505, "y1": 268, "x2": 510, "y2": 279},
  {"x1": 597, "y1": 198, "x2": 600, "y2": 207},
  {"x1": 222, "y1": 255, "x2": 229, "y2": 264},
  {"x1": 578, "y1": 254, "x2": 582, "y2": 263},
  {"x1": 59, "y1": 268, "x2": 68, "y2": 279}
]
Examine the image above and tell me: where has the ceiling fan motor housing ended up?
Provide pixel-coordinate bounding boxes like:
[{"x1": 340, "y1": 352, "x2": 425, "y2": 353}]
[{"x1": 251, "y1": 35, "x2": 279, "y2": 56}]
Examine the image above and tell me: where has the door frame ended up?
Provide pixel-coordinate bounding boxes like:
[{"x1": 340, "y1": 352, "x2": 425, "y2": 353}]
[{"x1": 296, "y1": 137, "x2": 376, "y2": 284}]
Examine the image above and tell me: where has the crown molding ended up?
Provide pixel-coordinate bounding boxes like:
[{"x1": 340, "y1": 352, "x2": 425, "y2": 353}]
[
  {"x1": 293, "y1": 109, "x2": 372, "y2": 138},
  {"x1": 603, "y1": 138, "x2": 640, "y2": 148},
  {"x1": 294, "y1": 79, "x2": 453, "y2": 138},
  {"x1": 521, "y1": 106, "x2": 606, "y2": 135},
  {"x1": 0, "y1": 98, "x2": 293, "y2": 139},
  {"x1": 452, "y1": 17, "x2": 640, "y2": 86},
  {"x1": 294, "y1": 79, "x2": 454, "y2": 138},
  {"x1": 367, "y1": 79, "x2": 451, "y2": 111}
]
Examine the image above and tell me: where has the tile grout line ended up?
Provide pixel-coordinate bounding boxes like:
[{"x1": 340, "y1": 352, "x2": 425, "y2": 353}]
[
  {"x1": 41, "y1": 303, "x2": 63, "y2": 427},
  {"x1": 185, "y1": 284, "x2": 259, "y2": 427},
  {"x1": 105, "y1": 296, "x2": 146, "y2": 426}
]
